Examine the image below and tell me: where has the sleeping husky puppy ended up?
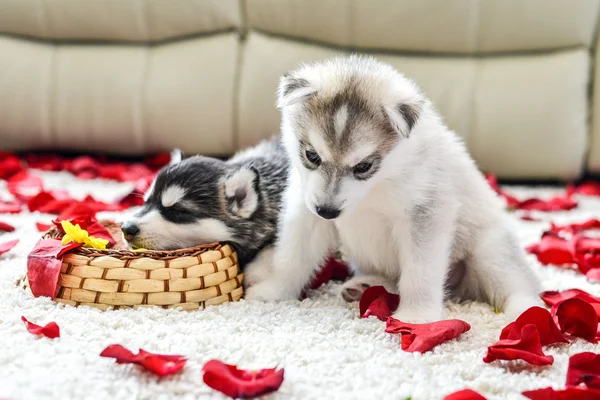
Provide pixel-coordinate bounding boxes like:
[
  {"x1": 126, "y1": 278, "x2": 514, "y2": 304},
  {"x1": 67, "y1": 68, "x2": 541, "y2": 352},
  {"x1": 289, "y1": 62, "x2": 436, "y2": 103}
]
[
  {"x1": 244, "y1": 55, "x2": 542, "y2": 322},
  {"x1": 121, "y1": 139, "x2": 289, "y2": 280}
]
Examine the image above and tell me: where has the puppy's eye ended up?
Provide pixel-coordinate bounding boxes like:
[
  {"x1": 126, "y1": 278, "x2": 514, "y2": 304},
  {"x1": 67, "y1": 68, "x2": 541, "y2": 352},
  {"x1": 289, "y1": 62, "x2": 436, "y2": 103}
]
[
  {"x1": 354, "y1": 161, "x2": 373, "y2": 175},
  {"x1": 305, "y1": 149, "x2": 321, "y2": 166}
]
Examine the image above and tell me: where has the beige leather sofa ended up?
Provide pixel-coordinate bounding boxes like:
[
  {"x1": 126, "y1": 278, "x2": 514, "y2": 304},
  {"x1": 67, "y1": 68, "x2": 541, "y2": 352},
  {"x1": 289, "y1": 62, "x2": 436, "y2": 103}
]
[{"x1": 1, "y1": 0, "x2": 599, "y2": 181}]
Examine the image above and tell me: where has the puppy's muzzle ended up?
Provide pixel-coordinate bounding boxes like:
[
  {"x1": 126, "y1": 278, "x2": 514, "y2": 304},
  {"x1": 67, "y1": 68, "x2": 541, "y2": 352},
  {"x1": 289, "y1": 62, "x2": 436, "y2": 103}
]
[{"x1": 121, "y1": 221, "x2": 140, "y2": 242}]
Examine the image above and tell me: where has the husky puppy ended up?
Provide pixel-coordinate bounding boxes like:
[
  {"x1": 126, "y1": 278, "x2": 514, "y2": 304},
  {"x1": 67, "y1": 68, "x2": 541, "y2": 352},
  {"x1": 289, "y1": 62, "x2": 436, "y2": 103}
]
[
  {"x1": 121, "y1": 139, "x2": 289, "y2": 276},
  {"x1": 244, "y1": 55, "x2": 541, "y2": 322}
]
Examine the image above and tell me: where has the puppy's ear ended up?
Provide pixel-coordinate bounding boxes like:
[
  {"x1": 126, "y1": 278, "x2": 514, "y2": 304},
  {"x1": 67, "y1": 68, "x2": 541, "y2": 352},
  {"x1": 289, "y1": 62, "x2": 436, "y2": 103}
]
[
  {"x1": 223, "y1": 166, "x2": 260, "y2": 219},
  {"x1": 383, "y1": 100, "x2": 423, "y2": 139},
  {"x1": 276, "y1": 73, "x2": 318, "y2": 109},
  {"x1": 170, "y1": 148, "x2": 184, "y2": 165}
]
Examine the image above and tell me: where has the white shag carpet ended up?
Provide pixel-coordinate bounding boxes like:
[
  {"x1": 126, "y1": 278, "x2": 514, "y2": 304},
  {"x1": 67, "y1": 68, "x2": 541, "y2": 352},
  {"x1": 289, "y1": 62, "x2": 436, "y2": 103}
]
[{"x1": 1, "y1": 170, "x2": 600, "y2": 400}]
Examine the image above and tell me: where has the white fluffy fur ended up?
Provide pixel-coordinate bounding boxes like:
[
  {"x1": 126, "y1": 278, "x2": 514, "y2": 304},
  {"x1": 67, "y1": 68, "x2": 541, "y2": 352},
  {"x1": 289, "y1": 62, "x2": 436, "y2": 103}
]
[
  {"x1": 161, "y1": 185, "x2": 186, "y2": 208},
  {"x1": 245, "y1": 56, "x2": 542, "y2": 322}
]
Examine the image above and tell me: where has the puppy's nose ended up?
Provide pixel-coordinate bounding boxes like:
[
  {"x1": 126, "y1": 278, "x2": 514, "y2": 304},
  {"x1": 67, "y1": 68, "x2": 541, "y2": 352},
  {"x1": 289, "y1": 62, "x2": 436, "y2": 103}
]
[
  {"x1": 316, "y1": 206, "x2": 341, "y2": 220},
  {"x1": 121, "y1": 222, "x2": 140, "y2": 241}
]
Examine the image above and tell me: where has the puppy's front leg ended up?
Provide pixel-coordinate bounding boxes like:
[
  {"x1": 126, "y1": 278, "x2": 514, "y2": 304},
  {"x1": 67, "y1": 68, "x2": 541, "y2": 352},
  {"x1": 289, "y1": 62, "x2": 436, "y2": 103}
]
[
  {"x1": 391, "y1": 205, "x2": 456, "y2": 323},
  {"x1": 244, "y1": 185, "x2": 337, "y2": 301}
]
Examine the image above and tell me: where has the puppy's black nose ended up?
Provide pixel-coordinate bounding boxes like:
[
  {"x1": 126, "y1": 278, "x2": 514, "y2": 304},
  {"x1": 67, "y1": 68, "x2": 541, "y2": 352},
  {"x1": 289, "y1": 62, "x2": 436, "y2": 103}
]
[
  {"x1": 316, "y1": 206, "x2": 341, "y2": 220},
  {"x1": 121, "y1": 222, "x2": 140, "y2": 240}
]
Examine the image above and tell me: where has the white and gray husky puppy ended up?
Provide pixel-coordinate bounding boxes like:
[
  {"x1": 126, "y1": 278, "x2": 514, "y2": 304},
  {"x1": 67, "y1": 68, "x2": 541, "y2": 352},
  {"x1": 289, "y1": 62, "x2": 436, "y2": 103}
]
[
  {"x1": 245, "y1": 55, "x2": 541, "y2": 322},
  {"x1": 121, "y1": 139, "x2": 288, "y2": 282}
]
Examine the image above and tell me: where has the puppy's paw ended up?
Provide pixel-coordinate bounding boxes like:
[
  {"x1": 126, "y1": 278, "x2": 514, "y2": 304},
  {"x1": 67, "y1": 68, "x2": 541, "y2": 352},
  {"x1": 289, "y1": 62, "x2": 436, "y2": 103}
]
[
  {"x1": 243, "y1": 258, "x2": 273, "y2": 289},
  {"x1": 244, "y1": 279, "x2": 296, "y2": 302},
  {"x1": 391, "y1": 306, "x2": 445, "y2": 324},
  {"x1": 503, "y1": 295, "x2": 544, "y2": 321},
  {"x1": 340, "y1": 275, "x2": 396, "y2": 302}
]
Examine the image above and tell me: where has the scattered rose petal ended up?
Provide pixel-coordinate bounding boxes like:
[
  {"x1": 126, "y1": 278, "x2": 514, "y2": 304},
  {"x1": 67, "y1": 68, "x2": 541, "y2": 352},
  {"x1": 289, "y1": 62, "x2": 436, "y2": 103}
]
[
  {"x1": 202, "y1": 359, "x2": 284, "y2": 399},
  {"x1": 567, "y1": 181, "x2": 600, "y2": 197},
  {"x1": 483, "y1": 324, "x2": 554, "y2": 365},
  {"x1": 36, "y1": 222, "x2": 51, "y2": 232},
  {"x1": 523, "y1": 386, "x2": 600, "y2": 399},
  {"x1": 444, "y1": 389, "x2": 487, "y2": 400},
  {"x1": 0, "y1": 202, "x2": 21, "y2": 214},
  {"x1": 69, "y1": 156, "x2": 101, "y2": 179},
  {"x1": 521, "y1": 214, "x2": 540, "y2": 222},
  {"x1": 385, "y1": 318, "x2": 471, "y2": 353},
  {"x1": 542, "y1": 289, "x2": 600, "y2": 318},
  {"x1": 21, "y1": 316, "x2": 60, "y2": 339},
  {"x1": 308, "y1": 255, "x2": 351, "y2": 290},
  {"x1": 6, "y1": 170, "x2": 43, "y2": 199},
  {"x1": 0, "y1": 152, "x2": 23, "y2": 179},
  {"x1": 516, "y1": 196, "x2": 577, "y2": 212},
  {"x1": 553, "y1": 298, "x2": 599, "y2": 342},
  {"x1": 359, "y1": 286, "x2": 400, "y2": 321},
  {"x1": 567, "y1": 352, "x2": 600, "y2": 389},
  {"x1": 27, "y1": 239, "x2": 82, "y2": 297},
  {"x1": 0, "y1": 221, "x2": 15, "y2": 232},
  {"x1": 26, "y1": 153, "x2": 64, "y2": 171},
  {"x1": 551, "y1": 219, "x2": 600, "y2": 235},
  {"x1": 144, "y1": 152, "x2": 172, "y2": 169},
  {"x1": 100, "y1": 344, "x2": 187, "y2": 377},
  {"x1": 586, "y1": 269, "x2": 600, "y2": 283},
  {"x1": 527, "y1": 232, "x2": 575, "y2": 266},
  {"x1": 0, "y1": 238, "x2": 19, "y2": 255},
  {"x1": 500, "y1": 306, "x2": 568, "y2": 346}
]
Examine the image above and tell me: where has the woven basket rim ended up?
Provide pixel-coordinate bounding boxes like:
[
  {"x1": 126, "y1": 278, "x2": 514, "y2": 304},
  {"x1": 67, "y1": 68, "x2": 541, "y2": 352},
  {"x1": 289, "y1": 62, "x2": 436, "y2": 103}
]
[{"x1": 43, "y1": 221, "x2": 227, "y2": 260}]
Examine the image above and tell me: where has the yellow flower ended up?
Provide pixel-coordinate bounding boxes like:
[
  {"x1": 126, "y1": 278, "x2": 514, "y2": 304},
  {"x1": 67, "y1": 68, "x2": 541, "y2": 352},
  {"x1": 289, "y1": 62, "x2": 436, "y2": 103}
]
[
  {"x1": 132, "y1": 248, "x2": 148, "y2": 252},
  {"x1": 61, "y1": 220, "x2": 108, "y2": 250}
]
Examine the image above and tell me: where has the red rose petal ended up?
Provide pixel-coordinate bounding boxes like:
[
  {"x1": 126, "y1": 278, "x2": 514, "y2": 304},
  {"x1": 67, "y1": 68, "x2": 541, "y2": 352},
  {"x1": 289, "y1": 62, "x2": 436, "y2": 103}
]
[
  {"x1": 523, "y1": 386, "x2": 600, "y2": 400},
  {"x1": 202, "y1": 359, "x2": 285, "y2": 399},
  {"x1": 444, "y1": 389, "x2": 487, "y2": 400},
  {"x1": 516, "y1": 196, "x2": 578, "y2": 212},
  {"x1": 359, "y1": 286, "x2": 400, "y2": 321},
  {"x1": 308, "y1": 255, "x2": 351, "y2": 290},
  {"x1": 500, "y1": 306, "x2": 568, "y2": 346},
  {"x1": 551, "y1": 219, "x2": 600, "y2": 235},
  {"x1": 553, "y1": 298, "x2": 599, "y2": 342},
  {"x1": 526, "y1": 232, "x2": 575, "y2": 266},
  {"x1": 568, "y1": 181, "x2": 600, "y2": 197},
  {"x1": 542, "y1": 289, "x2": 600, "y2": 311},
  {"x1": 567, "y1": 352, "x2": 600, "y2": 389},
  {"x1": 36, "y1": 222, "x2": 51, "y2": 232},
  {"x1": 26, "y1": 153, "x2": 64, "y2": 171},
  {"x1": 0, "y1": 202, "x2": 22, "y2": 214},
  {"x1": 0, "y1": 221, "x2": 15, "y2": 232},
  {"x1": 587, "y1": 269, "x2": 600, "y2": 283},
  {"x1": 483, "y1": 324, "x2": 554, "y2": 365},
  {"x1": 69, "y1": 156, "x2": 101, "y2": 179},
  {"x1": 100, "y1": 345, "x2": 187, "y2": 377},
  {"x1": 99, "y1": 344, "x2": 137, "y2": 364},
  {"x1": 27, "y1": 239, "x2": 82, "y2": 298},
  {"x1": 521, "y1": 214, "x2": 540, "y2": 222},
  {"x1": 21, "y1": 316, "x2": 60, "y2": 339},
  {"x1": 385, "y1": 318, "x2": 471, "y2": 353},
  {"x1": 0, "y1": 152, "x2": 23, "y2": 179},
  {"x1": 6, "y1": 170, "x2": 43, "y2": 199},
  {"x1": 144, "y1": 153, "x2": 172, "y2": 169},
  {"x1": 0, "y1": 238, "x2": 19, "y2": 255},
  {"x1": 136, "y1": 350, "x2": 187, "y2": 377}
]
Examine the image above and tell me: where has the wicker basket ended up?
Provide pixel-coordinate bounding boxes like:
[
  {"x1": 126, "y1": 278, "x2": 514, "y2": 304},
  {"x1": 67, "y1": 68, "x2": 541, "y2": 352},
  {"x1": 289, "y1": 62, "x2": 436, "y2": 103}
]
[{"x1": 23, "y1": 222, "x2": 243, "y2": 311}]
